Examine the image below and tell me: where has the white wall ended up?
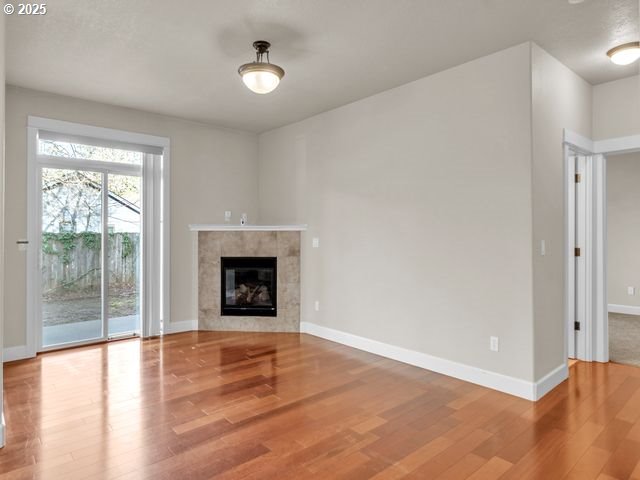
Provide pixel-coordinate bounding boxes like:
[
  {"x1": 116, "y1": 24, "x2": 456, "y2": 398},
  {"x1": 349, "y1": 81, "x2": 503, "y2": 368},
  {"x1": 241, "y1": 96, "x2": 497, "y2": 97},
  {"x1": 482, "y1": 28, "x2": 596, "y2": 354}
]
[
  {"x1": 4, "y1": 86, "x2": 258, "y2": 349},
  {"x1": 593, "y1": 75, "x2": 640, "y2": 140},
  {"x1": 259, "y1": 43, "x2": 536, "y2": 382},
  {"x1": 607, "y1": 152, "x2": 640, "y2": 309},
  {"x1": 530, "y1": 45, "x2": 592, "y2": 379}
]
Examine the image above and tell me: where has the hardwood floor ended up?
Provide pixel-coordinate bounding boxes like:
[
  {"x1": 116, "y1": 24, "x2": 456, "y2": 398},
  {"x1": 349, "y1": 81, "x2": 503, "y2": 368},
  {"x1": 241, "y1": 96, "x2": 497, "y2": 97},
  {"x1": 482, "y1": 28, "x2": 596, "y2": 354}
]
[{"x1": 2, "y1": 331, "x2": 640, "y2": 479}]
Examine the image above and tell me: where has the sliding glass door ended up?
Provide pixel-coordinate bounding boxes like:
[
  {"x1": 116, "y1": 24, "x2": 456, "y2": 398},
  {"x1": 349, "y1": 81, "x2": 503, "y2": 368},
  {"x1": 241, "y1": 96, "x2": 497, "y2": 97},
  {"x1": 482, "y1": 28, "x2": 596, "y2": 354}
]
[
  {"x1": 107, "y1": 173, "x2": 141, "y2": 338},
  {"x1": 41, "y1": 167, "x2": 105, "y2": 346},
  {"x1": 38, "y1": 139, "x2": 143, "y2": 349}
]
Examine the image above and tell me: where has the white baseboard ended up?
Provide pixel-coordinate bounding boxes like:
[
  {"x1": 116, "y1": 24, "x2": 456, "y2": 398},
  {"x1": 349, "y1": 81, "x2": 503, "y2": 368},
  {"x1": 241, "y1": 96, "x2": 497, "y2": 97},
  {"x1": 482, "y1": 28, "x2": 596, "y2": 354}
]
[
  {"x1": 164, "y1": 319, "x2": 198, "y2": 334},
  {"x1": 534, "y1": 363, "x2": 569, "y2": 399},
  {"x1": 608, "y1": 304, "x2": 640, "y2": 316},
  {"x1": 300, "y1": 322, "x2": 566, "y2": 401},
  {"x1": 2, "y1": 345, "x2": 33, "y2": 363}
]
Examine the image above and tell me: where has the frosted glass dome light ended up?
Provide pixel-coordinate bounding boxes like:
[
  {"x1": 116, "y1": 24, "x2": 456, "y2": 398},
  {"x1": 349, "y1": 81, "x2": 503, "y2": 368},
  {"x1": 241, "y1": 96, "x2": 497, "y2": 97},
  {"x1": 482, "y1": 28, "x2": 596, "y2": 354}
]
[
  {"x1": 607, "y1": 42, "x2": 640, "y2": 66},
  {"x1": 238, "y1": 41, "x2": 285, "y2": 94}
]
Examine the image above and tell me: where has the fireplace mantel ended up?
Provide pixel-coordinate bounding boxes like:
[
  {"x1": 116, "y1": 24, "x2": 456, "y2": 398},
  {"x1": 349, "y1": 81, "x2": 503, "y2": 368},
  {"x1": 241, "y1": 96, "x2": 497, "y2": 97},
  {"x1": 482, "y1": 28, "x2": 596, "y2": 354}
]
[{"x1": 189, "y1": 224, "x2": 307, "y2": 232}]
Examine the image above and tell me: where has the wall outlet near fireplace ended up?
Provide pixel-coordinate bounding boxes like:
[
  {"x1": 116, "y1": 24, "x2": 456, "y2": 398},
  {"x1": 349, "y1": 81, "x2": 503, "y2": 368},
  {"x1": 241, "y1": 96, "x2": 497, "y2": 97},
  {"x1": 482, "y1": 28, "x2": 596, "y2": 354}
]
[
  {"x1": 314, "y1": 300, "x2": 320, "y2": 311},
  {"x1": 490, "y1": 336, "x2": 499, "y2": 352}
]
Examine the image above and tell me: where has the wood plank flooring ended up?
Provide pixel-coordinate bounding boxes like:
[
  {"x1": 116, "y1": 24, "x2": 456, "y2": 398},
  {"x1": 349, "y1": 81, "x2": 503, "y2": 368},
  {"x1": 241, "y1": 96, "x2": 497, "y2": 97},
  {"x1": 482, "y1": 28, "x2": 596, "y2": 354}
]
[{"x1": 2, "y1": 331, "x2": 640, "y2": 479}]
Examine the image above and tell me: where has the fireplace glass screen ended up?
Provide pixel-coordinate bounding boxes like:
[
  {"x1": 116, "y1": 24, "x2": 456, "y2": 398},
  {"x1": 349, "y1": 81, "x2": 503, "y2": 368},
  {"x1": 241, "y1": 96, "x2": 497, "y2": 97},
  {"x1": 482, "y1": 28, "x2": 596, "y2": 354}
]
[{"x1": 221, "y1": 257, "x2": 277, "y2": 316}]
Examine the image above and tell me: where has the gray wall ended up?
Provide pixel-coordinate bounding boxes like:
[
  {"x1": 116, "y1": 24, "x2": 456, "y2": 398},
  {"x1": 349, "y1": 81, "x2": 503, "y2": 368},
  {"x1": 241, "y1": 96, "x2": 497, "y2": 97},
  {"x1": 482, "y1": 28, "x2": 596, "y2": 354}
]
[
  {"x1": 259, "y1": 43, "x2": 537, "y2": 382},
  {"x1": 531, "y1": 44, "x2": 592, "y2": 379},
  {"x1": 4, "y1": 86, "x2": 259, "y2": 348},
  {"x1": 607, "y1": 152, "x2": 640, "y2": 308},
  {"x1": 593, "y1": 75, "x2": 639, "y2": 140}
]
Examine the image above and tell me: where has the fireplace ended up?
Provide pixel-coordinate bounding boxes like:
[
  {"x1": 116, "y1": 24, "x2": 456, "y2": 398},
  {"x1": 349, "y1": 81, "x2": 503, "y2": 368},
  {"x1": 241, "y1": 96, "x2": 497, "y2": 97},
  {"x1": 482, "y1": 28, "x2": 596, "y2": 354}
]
[{"x1": 221, "y1": 257, "x2": 277, "y2": 317}]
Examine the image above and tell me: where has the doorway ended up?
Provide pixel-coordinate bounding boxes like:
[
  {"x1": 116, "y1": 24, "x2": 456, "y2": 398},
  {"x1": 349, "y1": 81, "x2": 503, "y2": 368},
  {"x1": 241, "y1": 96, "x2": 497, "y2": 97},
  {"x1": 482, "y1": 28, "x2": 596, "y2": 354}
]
[
  {"x1": 605, "y1": 151, "x2": 640, "y2": 367},
  {"x1": 565, "y1": 131, "x2": 640, "y2": 364},
  {"x1": 27, "y1": 117, "x2": 170, "y2": 354}
]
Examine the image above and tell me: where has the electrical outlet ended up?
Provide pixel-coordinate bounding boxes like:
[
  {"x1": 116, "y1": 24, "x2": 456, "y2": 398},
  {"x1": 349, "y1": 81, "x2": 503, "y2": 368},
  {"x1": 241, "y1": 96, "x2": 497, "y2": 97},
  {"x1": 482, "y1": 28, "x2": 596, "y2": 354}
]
[
  {"x1": 490, "y1": 336, "x2": 499, "y2": 352},
  {"x1": 312, "y1": 237, "x2": 320, "y2": 248},
  {"x1": 540, "y1": 240, "x2": 546, "y2": 256},
  {"x1": 224, "y1": 211, "x2": 232, "y2": 222},
  {"x1": 628, "y1": 286, "x2": 636, "y2": 296},
  {"x1": 314, "y1": 300, "x2": 320, "y2": 312}
]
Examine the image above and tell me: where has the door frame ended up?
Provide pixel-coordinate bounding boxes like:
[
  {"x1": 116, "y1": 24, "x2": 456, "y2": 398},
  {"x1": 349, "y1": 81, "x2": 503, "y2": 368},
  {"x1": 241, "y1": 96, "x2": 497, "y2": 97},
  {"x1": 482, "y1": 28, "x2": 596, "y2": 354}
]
[
  {"x1": 564, "y1": 130, "x2": 640, "y2": 363},
  {"x1": 26, "y1": 116, "x2": 171, "y2": 355}
]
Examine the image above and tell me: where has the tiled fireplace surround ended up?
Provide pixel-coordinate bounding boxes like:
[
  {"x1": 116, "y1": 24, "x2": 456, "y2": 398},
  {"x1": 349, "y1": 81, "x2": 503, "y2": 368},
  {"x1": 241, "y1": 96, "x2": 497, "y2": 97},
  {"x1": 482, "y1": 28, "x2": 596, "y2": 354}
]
[{"x1": 198, "y1": 230, "x2": 301, "y2": 332}]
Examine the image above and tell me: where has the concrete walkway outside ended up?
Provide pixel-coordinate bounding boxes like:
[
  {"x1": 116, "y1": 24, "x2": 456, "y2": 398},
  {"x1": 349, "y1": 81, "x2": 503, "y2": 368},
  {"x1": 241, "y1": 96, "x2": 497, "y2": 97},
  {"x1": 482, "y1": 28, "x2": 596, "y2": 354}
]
[{"x1": 43, "y1": 315, "x2": 139, "y2": 347}]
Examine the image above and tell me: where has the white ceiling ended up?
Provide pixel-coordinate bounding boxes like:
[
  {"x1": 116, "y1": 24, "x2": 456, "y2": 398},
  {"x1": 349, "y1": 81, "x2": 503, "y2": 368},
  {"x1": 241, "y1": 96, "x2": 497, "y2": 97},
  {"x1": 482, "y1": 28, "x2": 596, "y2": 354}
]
[{"x1": 7, "y1": 0, "x2": 639, "y2": 133}]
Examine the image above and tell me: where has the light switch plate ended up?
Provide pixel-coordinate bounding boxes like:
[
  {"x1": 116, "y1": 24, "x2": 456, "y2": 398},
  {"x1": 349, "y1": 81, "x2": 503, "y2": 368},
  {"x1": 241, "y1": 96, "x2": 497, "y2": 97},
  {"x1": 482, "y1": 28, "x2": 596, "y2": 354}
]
[
  {"x1": 628, "y1": 286, "x2": 635, "y2": 296},
  {"x1": 490, "y1": 336, "x2": 499, "y2": 352},
  {"x1": 312, "y1": 238, "x2": 320, "y2": 248}
]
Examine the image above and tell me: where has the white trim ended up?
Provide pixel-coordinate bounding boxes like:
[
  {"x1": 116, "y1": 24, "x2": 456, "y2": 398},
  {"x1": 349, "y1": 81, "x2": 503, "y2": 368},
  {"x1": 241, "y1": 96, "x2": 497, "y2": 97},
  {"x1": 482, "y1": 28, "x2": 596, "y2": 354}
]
[
  {"x1": 2, "y1": 345, "x2": 33, "y2": 362},
  {"x1": 565, "y1": 146, "x2": 576, "y2": 359},
  {"x1": 164, "y1": 320, "x2": 198, "y2": 334},
  {"x1": 300, "y1": 322, "x2": 565, "y2": 401},
  {"x1": 26, "y1": 127, "x2": 38, "y2": 358},
  {"x1": 534, "y1": 364, "x2": 569, "y2": 400},
  {"x1": 584, "y1": 154, "x2": 594, "y2": 361},
  {"x1": 594, "y1": 134, "x2": 640, "y2": 155},
  {"x1": 608, "y1": 304, "x2": 640, "y2": 316},
  {"x1": 162, "y1": 151, "x2": 171, "y2": 334},
  {"x1": 189, "y1": 224, "x2": 308, "y2": 232},
  {"x1": 564, "y1": 129, "x2": 594, "y2": 154},
  {"x1": 592, "y1": 154, "x2": 608, "y2": 363},
  {"x1": 141, "y1": 152, "x2": 170, "y2": 337},
  {"x1": 28, "y1": 116, "x2": 170, "y2": 149}
]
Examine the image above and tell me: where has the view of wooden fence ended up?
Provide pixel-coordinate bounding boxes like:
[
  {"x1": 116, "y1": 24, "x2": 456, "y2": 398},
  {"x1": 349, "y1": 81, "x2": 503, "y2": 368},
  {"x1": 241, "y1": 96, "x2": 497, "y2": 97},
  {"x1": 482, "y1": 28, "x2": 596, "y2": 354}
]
[{"x1": 41, "y1": 232, "x2": 140, "y2": 297}]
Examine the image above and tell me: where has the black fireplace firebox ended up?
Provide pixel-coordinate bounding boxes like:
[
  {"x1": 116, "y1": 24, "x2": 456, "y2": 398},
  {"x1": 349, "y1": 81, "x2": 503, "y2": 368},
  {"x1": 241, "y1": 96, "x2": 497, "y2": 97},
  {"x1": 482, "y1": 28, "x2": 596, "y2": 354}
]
[{"x1": 221, "y1": 257, "x2": 277, "y2": 317}]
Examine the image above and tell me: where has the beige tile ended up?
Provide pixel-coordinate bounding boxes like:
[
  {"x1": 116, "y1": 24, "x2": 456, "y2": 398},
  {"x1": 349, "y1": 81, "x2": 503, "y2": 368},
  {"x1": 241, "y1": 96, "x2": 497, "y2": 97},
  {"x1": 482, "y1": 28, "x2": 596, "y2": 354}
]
[
  {"x1": 278, "y1": 257, "x2": 300, "y2": 286},
  {"x1": 277, "y1": 232, "x2": 301, "y2": 258},
  {"x1": 279, "y1": 282, "x2": 301, "y2": 309},
  {"x1": 198, "y1": 232, "x2": 221, "y2": 263}
]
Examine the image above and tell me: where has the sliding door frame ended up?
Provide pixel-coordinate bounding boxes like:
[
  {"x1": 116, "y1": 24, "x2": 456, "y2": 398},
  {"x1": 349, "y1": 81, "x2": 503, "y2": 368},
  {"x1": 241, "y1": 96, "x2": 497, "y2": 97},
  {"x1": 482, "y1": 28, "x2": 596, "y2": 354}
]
[{"x1": 26, "y1": 116, "x2": 170, "y2": 356}]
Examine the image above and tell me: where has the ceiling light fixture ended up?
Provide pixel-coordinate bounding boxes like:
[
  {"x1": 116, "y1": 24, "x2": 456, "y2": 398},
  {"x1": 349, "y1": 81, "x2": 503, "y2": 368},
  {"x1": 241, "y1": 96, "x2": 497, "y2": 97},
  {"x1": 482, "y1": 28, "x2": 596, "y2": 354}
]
[
  {"x1": 606, "y1": 41, "x2": 640, "y2": 66},
  {"x1": 238, "y1": 41, "x2": 285, "y2": 94}
]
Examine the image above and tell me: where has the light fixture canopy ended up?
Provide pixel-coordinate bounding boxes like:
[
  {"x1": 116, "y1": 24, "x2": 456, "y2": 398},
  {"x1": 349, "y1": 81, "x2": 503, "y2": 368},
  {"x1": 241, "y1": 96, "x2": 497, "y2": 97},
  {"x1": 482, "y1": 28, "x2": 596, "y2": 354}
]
[
  {"x1": 606, "y1": 41, "x2": 640, "y2": 66},
  {"x1": 238, "y1": 41, "x2": 285, "y2": 94}
]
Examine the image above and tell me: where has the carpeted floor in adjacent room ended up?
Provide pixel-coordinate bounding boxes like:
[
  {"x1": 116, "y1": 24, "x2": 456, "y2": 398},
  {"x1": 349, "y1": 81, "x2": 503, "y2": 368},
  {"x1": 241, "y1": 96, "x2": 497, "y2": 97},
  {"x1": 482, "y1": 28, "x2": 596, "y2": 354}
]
[{"x1": 609, "y1": 312, "x2": 640, "y2": 367}]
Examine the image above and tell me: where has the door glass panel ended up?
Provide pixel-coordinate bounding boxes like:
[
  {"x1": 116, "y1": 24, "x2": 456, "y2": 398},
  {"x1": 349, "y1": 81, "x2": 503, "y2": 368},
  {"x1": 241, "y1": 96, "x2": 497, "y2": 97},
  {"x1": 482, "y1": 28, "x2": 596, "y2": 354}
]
[
  {"x1": 107, "y1": 173, "x2": 142, "y2": 336},
  {"x1": 41, "y1": 168, "x2": 103, "y2": 347}
]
